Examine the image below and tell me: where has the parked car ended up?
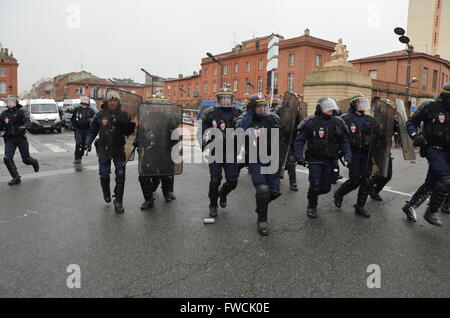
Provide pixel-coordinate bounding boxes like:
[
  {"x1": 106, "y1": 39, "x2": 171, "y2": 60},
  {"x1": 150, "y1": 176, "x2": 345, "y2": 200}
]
[
  {"x1": 23, "y1": 99, "x2": 62, "y2": 133},
  {"x1": 0, "y1": 100, "x2": 6, "y2": 114}
]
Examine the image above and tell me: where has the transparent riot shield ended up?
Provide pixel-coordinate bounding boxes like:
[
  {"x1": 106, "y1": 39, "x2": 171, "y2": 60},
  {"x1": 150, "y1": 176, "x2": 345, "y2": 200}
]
[
  {"x1": 371, "y1": 101, "x2": 396, "y2": 177},
  {"x1": 395, "y1": 99, "x2": 416, "y2": 161},
  {"x1": 105, "y1": 88, "x2": 142, "y2": 161},
  {"x1": 137, "y1": 103, "x2": 183, "y2": 176}
]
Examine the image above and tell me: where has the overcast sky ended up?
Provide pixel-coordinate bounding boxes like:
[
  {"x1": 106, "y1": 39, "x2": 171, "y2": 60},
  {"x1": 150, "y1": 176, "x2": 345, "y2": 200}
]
[{"x1": 0, "y1": 0, "x2": 410, "y2": 93}]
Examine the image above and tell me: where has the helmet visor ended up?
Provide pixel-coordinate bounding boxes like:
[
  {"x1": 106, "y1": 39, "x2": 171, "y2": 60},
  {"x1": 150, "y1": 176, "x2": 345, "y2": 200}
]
[
  {"x1": 217, "y1": 95, "x2": 233, "y2": 107},
  {"x1": 354, "y1": 97, "x2": 371, "y2": 111},
  {"x1": 319, "y1": 98, "x2": 338, "y2": 113}
]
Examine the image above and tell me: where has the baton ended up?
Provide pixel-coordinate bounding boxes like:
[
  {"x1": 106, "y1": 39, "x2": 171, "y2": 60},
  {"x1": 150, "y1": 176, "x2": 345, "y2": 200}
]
[{"x1": 122, "y1": 145, "x2": 137, "y2": 169}]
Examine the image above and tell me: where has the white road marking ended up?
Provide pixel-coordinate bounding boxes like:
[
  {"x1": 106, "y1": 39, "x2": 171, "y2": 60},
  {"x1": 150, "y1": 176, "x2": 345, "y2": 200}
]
[
  {"x1": 295, "y1": 168, "x2": 412, "y2": 197},
  {"x1": 29, "y1": 145, "x2": 39, "y2": 154},
  {"x1": 43, "y1": 143, "x2": 67, "y2": 153},
  {"x1": 65, "y1": 143, "x2": 75, "y2": 148}
]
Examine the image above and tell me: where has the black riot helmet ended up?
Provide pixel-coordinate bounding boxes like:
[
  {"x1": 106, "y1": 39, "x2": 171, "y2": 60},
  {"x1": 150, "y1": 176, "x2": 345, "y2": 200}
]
[
  {"x1": 216, "y1": 87, "x2": 234, "y2": 107},
  {"x1": 315, "y1": 97, "x2": 339, "y2": 116},
  {"x1": 439, "y1": 82, "x2": 450, "y2": 101},
  {"x1": 349, "y1": 94, "x2": 371, "y2": 112},
  {"x1": 246, "y1": 93, "x2": 269, "y2": 115}
]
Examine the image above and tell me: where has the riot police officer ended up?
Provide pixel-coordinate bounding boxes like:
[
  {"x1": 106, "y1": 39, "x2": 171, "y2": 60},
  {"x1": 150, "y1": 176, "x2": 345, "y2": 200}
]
[
  {"x1": 0, "y1": 96, "x2": 39, "y2": 185},
  {"x1": 270, "y1": 98, "x2": 281, "y2": 112},
  {"x1": 334, "y1": 94, "x2": 376, "y2": 218},
  {"x1": 405, "y1": 82, "x2": 450, "y2": 226},
  {"x1": 136, "y1": 95, "x2": 179, "y2": 210},
  {"x1": 237, "y1": 93, "x2": 282, "y2": 236},
  {"x1": 199, "y1": 88, "x2": 243, "y2": 217},
  {"x1": 86, "y1": 92, "x2": 135, "y2": 214},
  {"x1": 295, "y1": 98, "x2": 351, "y2": 218},
  {"x1": 274, "y1": 99, "x2": 299, "y2": 192},
  {"x1": 71, "y1": 96, "x2": 96, "y2": 171}
]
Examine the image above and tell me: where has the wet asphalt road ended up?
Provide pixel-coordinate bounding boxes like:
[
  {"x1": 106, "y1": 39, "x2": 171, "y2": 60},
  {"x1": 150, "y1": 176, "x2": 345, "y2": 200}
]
[{"x1": 0, "y1": 131, "x2": 450, "y2": 298}]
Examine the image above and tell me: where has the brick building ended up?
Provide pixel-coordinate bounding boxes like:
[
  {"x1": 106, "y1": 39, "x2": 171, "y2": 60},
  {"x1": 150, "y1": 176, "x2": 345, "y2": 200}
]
[
  {"x1": 164, "y1": 30, "x2": 336, "y2": 107},
  {"x1": 0, "y1": 46, "x2": 19, "y2": 98},
  {"x1": 351, "y1": 50, "x2": 450, "y2": 107}
]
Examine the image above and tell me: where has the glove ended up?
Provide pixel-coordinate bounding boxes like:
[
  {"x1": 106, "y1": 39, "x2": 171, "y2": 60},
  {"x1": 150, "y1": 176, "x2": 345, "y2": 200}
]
[
  {"x1": 344, "y1": 157, "x2": 351, "y2": 166},
  {"x1": 297, "y1": 158, "x2": 306, "y2": 167},
  {"x1": 413, "y1": 135, "x2": 427, "y2": 148},
  {"x1": 18, "y1": 126, "x2": 27, "y2": 133},
  {"x1": 133, "y1": 139, "x2": 139, "y2": 148},
  {"x1": 0, "y1": 131, "x2": 4, "y2": 137},
  {"x1": 85, "y1": 144, "x2": 92, "y2": 152}
]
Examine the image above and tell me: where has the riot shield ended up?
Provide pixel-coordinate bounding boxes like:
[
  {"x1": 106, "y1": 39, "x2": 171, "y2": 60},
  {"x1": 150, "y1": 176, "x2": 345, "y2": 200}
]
[
  {"x1": 105, "y1": 88, "x2": 141, "y2": 161},
  {"x1": 137, "y1": 103, "x2": 183, "y2": 176},
  {"x1": 371, "y1": 101, "x2": 396, "y2": 178},
  {"x1": 277, "y1": 91, "x2": 307, "y2": 176},
  {"x1": 395, "y1": 99, "x2": 416, "y2": 161}
]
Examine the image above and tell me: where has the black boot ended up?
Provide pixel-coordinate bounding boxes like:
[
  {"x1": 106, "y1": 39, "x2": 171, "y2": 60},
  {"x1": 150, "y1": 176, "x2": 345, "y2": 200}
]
[
  {"x1": 354, "y1": 205, "x2": 370, "y2": 218},
  {"x1": 139, "y1": 176, "x2": 155, "y2": 211},
  {"x1": 23, "y1": 157, "x2": 39, "y2": 173},
  {"x1": 208, "y1": 178, "x2": 221, "y2": 216},
  {"x1": 370, "y1": 174, "x2": 388, "y2": 202},
  {"x1": 402, "y1": 184, "x2": 430, "y2": 222},
  {"x1": 334, "y1": 180, "x2": 359, "y2": 208},
  {"x1": 441, "y1": 196, "x2": 450, "y2": 214},
  {"x1": 100, "y1": 176, "x2": 111, "y2": 203},
  {"x1": 370, "y1": 191, "x2": 383, "y2": 202},
  {"x1": 218, "y1": 180, "x2": 238, "y2": 208},
  {"x1": 113, "y1": 170, "x2": 126, "y2": 214},
  {"x1": 425, "y1": 184, "x2": 447, "y2": 226},
  {"x1": 256, "y1": 185, "x2": 271, "y2": 236},
  {"x1": 4, "y1": 158, "x2": 21, "y2": 186},
  {"x1": 307, "y1": 182, "x2": 320, "y2": 219},
  {"x1": 287, "y1": 164, "x2": 298, "y2": 192}
]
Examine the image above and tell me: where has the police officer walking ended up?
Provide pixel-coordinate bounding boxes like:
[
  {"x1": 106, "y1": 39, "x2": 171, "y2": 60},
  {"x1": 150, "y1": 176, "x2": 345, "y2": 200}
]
[
  {"x1": 0, "y1": 96, "x2": 39, "y2": 185},
  {"x1": 334, "y1": 94, "x2": 376, "y2": 218},
  {"x1": 199, "y1": 88, "x2": 243, "y2": 218},
  {"x1": 71, "y1": 96, "x2": 96, "y2": 171},
  {"x1": 405, "y1": 82, "x2": 450, "y2": 226},
  {"x1": 237, "y1": 93, "x2": 282, "y2": 236},
  {"x1": 86, "y1": 93, "x2": 135, "y2": 214},
  {"x1": 295, "y1": 98, "x2": 351, "y2": 218}
]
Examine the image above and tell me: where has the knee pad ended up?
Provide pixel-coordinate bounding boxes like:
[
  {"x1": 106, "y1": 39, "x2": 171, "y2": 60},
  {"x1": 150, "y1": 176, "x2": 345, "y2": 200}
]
[
  {"x1": 116, "y1": 169, "x2": 126, "y2": 180},
  {"x1": 310, "y1": 180, "x2": 321, "y2": 192},
  {"x1": 210, "y1": 178, "x2": 221, "y2": 188},
  {"x1": 320, "y1": 185, "x2": 332, "y2": 195},
  {"x1": 349, "y1": 178, "x2": 362, "y2": 188},
  {"x1": 138, "y1": 175, "x2": 150, "y2": 183},
  {"x1": 4, "y1": 157, "x2": 13, "y2": 165},
  {"x1": 256, "y1": 184, "x2": 271, "y2": 203}
]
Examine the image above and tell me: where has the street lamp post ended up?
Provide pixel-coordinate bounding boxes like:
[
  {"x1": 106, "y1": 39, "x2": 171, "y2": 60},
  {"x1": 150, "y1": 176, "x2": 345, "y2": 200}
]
[
  {"x1": 394, "y1": 27, "x2": 415, "y2": 113},
  {"x1": 140, "y1": 68, "x2": 154, "y2": 95},
  {"x1": 207, "y1": 52, "x2": 224, "y2": 90}
]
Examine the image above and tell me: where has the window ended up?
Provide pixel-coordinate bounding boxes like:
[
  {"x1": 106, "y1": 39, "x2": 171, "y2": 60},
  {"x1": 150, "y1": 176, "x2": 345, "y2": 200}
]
[
  {"x1": 223, "y1": 65, "x2": 228, "y2": 75},
  {"x1": 213, "y1": 81, "x2": 217, "y2": 92},
  {"x1": 204, "y1": 83, "x2": 208, "y2": 94},
  {"x1": 245, "y1": 78, "x2": 250, "y2": 94},
  {"x1": 0, "y1": 81, "x2": 6, "y2": 94},
  {"x1": 258, "y1": 76, "x2": 263, "y2": 92},
  {"x1": 213, "y1": 68, "x2": 218, "y2": 76},
  {"x1": 0, "y1": 68, "x2": 5, "y2": 77},
  {"x1": 195, "y1": 83, "x2": 199, "y2": 95},
  {"x1": 274, "y1": 74, "x2": 278, "y2": 90},
  {"x1": 288, "y1": 54, "x2": 295, "y2": 66},
  {"x1": 234, "y1": 63, "x2": 239, "y2": 73},
  {"x1": 167, "y1": 86, "x2": 171, "y2": 97},
  {"x1": 173, "y1": 86, "x2": 177, "y2": 97},
  {"x1": 259, "y1": 59, "x2": 264, "y2": 70},
  {"x1": 91, "y1": 87, "x2": 100, "y2": 98},
  {"x1": 233, "y1": 79, "x2": 238, "y2": 91},
  {"x1": 205, "y1": 69, "x2": 209, "y2": 77},
  {"x1": 422, "y1": 68, "x2": 429, "y2": 89},
  {"x1": 180, "y1": 85, "x2": 184, "y2": 97},
  {"x1": 369, "y1": 70, "x2": 378, "y2": 80},
  {"x1": 288, "y1": 73, "x2": 295, "y2": 91},
  {"x1": 78, "y1": 86, "x2": 85, "y2": 95},
  {"x1": 223, "y1": 80, "x2": 227, "y2": 88},
  {"x1": 432, "y1": 70, "x2": 438, "y2": 90},
  {"x1": 246, "y1": 61, "x2": 251, "y2": 72},
  {"x1": 188, "y1": 84, "x2": 191, "y2": 97},
  {"x1": 315, "y1": 55, "x2": 322, "y2": 67}
]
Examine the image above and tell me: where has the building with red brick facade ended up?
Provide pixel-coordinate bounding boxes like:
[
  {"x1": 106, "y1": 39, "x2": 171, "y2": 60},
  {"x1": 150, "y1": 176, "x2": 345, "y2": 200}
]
[
  {"x1": 0, "y1": 47, "x2": 19, "y2": 99},
  {"x1": 351, "y1": 50, "x2": 450, "y2": 107},
  {"x1": 164, "y1": 30, "x2": 336, "y2": 107}
]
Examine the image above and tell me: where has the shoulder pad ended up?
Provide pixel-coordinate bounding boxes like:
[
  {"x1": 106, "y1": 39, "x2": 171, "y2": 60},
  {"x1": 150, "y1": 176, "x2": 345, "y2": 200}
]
[
  {"x1": 297, "y1": 115, "x2": 314, "y2": 131},
  {"x1": 201, "y1": 106, "x2": 216, "y2": 119}
]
